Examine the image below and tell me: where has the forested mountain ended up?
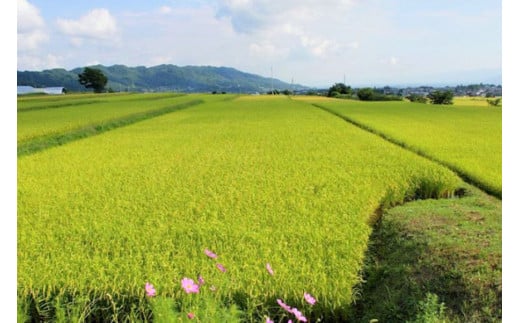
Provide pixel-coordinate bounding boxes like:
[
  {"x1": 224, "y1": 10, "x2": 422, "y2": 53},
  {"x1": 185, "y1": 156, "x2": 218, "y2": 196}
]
[{"x1": 17, "y1": 64, "x2": 307, "y2": 93}]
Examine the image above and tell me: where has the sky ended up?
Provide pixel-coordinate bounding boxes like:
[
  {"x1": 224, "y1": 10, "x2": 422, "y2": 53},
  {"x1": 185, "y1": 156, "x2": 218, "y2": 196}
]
[{"x1": 17, "y1": 0, "x2": 502, "y2": 87}]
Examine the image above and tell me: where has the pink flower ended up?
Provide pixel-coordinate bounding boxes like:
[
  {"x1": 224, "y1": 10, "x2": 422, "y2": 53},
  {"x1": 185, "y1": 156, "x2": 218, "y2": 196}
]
[
  {"x1": 204, "y1": 249, "x2": 218, "y2": 259},
  {"x1": 292, "y1": 308, "x2": 307, "y2": 322},
  {"x1": 277, "y1": 299, "x2": 292, "y2": 313},
  {"x1": 216, "y1": 263, "x2": 227, "y2": 273},
  {"x1": 145, "y1": 282, "x2": 156, "y2": 297},
  {"x1": 304, "y1": 292, "x2": 316, "y2": 305},
  {"x1": 198, "y1": 275, "x2": 205, "y2": 285},
  {"x1": 266, "y1": 263, "x2": 274, "y2": 275},
  {"x1": 187, "y1": 312, "x2": 195, "y2": 320},
  {"x1": 266, "y1": 318, "x2": 274, "y2": 323},
  {"x1": 181, "y1": 277, "x2": 200, "y2": 294}
]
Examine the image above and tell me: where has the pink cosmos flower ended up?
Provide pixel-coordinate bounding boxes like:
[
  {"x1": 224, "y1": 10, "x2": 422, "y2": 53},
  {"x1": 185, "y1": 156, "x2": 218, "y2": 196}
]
[
  {"x1": 277, "y1": 299, "x2": 292, "y2": 313},
  {"x1": 304, "y1": 292, "x2": 316, "y2": 305},
  {"x1": 204, "y1": 249, "x2": 218, "y2": 259},
  {"x1": 181, "y1": 277, "x2": 200, "y2": 294},
  {"x1": 198, "y1": 275, "x2": 205, "y2": 285},
  {"x1": 187, "y1": 312, "x2": 195, "y2": 320},
  {"x1": 266, "y1": 318, "x2": 274, "y2": 323},
  {"x1": 266, "y1": 263, "x2": 274, "y2": 275},
  {"x1": 145, "y1": 282, "x2": 156, "y2": 297},
  {"x1": 216, "y1": 263, "x2": 227, "y2": 273},
  {"x1": 292, "y1": 308, "x2": 308, "y2": 322}
]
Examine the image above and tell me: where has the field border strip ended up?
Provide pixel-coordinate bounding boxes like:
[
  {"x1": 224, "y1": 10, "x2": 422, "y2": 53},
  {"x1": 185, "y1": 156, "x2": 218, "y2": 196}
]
[
  {"x1": 17, "y1": 94, "x2": 187, "y2": 113},
  {"x1": 311, "y1": 103, "x2": 501, "y2": 199},
  {"x1": 18, "y1": 100, "x2": 110, "y2": 113},
  {"x1": 17, "y1": 99, "x2": 204, "y2": 157}
]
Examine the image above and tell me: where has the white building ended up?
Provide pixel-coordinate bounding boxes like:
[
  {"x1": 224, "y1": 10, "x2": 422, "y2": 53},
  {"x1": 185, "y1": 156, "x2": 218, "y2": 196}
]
[{"x1": 17, "y1": 86, "x2": 65, "y2": 95}]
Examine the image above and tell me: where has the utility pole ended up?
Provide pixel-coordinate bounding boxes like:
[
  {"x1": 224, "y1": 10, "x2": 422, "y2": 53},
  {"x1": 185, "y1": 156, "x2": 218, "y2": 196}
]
[{"x1": 271, "y1": 66, "x2": 274, "y2": 95}]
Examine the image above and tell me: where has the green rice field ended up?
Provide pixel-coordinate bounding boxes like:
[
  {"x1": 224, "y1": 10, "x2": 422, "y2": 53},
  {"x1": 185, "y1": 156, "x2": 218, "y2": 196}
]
[
  {"x1": 296, "y1": 96, "x2": 502, "y2": 197},
  {"x1": 17, "y1": 93, "x2": 500, "y2": 322},
  {"x1": 18, "y1": 93, "x2": 192, "y2": 143}
]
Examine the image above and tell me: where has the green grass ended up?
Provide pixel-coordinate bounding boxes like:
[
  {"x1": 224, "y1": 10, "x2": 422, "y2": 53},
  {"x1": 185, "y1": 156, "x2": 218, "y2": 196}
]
[
  {"x1": 351, "y1": 184, "x2": 501, "y2": 322},
  {"x1": 18, "y1": 95, "x2": 462, "y2": 321},
  {"x1": 296, "y1": 96, "x2": 502, "y2": 197}
]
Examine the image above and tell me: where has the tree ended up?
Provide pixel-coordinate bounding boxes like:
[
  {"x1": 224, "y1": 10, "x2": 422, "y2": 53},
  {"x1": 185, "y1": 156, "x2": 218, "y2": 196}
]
[
  {"x1": 357, "y1": 87, "x2": 374, "y2": 101},
  {"x1": 427, "y1": 90, "x2": 454, "y2": 105},
  {"x1": 78, "y1": 67, "x2": 108, "y2": 93},
  {"x1": 487, "y1": 98, "x2": 501, "y2": 107},
  {"x1": 328, "y1": 83, "x2": 352, "y2": 97},
  {"x1": 406, "y1": 93, "x2": 428, "y2": 103}
]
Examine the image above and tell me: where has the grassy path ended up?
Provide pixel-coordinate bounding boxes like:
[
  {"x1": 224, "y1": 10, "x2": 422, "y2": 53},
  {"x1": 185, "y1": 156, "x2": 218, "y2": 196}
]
[{"x1": 350, "y1": 184, "x2": 501, "y2": 322}]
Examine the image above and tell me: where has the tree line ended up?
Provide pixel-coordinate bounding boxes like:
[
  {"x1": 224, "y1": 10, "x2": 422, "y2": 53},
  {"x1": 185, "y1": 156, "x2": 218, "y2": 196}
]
[{"x1": 326, "y1": 83, "x2": 455, "y2": 105}]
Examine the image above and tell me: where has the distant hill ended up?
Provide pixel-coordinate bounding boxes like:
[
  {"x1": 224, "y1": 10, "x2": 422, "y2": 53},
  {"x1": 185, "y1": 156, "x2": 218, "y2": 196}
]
[{"x1": 17, "y1": 64, "x2": 308, "y2": 93}]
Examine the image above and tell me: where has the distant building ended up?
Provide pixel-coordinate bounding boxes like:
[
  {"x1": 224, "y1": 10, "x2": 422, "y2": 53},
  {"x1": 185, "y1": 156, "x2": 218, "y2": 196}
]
[{"x1": 17, "y1": 86, "x2": 65, "y2": 95}]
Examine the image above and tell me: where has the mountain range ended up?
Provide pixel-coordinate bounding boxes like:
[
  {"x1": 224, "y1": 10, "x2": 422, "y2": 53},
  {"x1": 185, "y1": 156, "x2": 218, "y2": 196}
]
[{"x1": 17, "y1": 64, "x2": 308, "y2": 94}]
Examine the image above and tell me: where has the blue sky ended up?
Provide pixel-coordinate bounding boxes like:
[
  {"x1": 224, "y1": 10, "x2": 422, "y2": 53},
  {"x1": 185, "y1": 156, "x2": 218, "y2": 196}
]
[
  {"x1": 17, "y1": 0, "x2": 502, "y2": 87},
  {"x1": 18, "y1": 0, "x2": 501, "y2": 87}
]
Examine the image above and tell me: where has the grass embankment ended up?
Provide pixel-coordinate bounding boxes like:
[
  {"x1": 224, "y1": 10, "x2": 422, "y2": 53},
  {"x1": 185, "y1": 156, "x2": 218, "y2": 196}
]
[
  {"x1": 351, "y1": 184, "x2": 501, "y2": 322},
  {"x1": 18, "y1": 95, "x2": 462, "y2": 321},
  {"x1": 296, "y1": 96, "x2": 501, "y2": 198}
]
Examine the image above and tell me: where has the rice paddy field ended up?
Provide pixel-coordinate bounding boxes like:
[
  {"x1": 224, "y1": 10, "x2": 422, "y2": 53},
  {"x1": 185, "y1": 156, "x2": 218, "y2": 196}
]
[
  {"x1": 295, "y1": 96, "x2": 502, "y2": 197},
  {"x1": 17, "y1": 93, "x2": 193, "y2": 143},
  {"x1": 17, "y1": 93, "x2": 501, "y2": 322}
]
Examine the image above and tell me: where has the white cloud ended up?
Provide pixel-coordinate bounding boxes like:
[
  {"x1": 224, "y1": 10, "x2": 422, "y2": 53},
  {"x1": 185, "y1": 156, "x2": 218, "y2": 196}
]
[
  {"x1": 217, "y1": 0, "x2": 355, "y2": 33},
  {"x1": 56, "y1": 9, "x2": 118, "y2": 41},
  {"x1": 380, "y1": 56, "x2": 399, "y2": 66},
  {"x1": 85, "y1": 60, "x2": 101, "y2": 66},
  {"x1": 17, "y1": 53, "x2": 63, "y2": 71},
  {"x1": 148, "y1": 55, "x2": 176, "y2": 66},
  {"x1": 215, "y1": 0, "x2": 359, "y2": 60},
  {"x1": 17, "y1": 0, "x2": 48, "y2": 51},
  {"x1": 158, "y1": 6, "x2": 173, "y2": 15},
  {"x1": 249, "y1": 41, "x2": 289, "y2": 59},
  {"x1": 17, "y1": 0, "x2": 44, "y2": 32},
  {"x1": 348, "y1": 41, "x2": 359, "y2": 49}
]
